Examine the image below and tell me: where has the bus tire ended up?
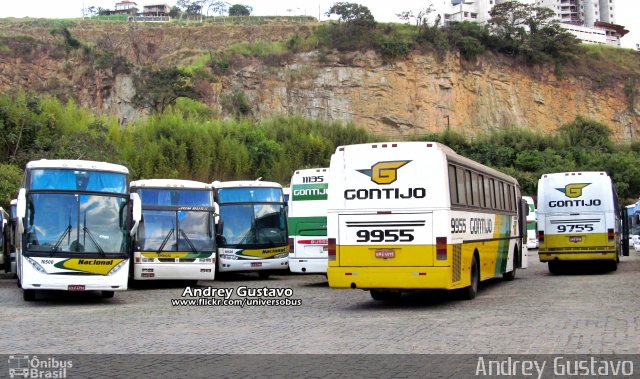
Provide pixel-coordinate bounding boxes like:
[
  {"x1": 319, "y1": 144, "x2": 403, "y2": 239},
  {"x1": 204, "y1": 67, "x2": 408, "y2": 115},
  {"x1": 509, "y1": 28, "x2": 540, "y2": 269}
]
[
  {"x1": 258, "y1": 271, "x2": 270, "y2": 279},
  {"x1": 370, "y1": 290, "x2": 401, "y2": 301},
  {"x1": 101, "y1": 291, "x2": 115, "y2": 299},
  {"x1": 461, "y1": 256, "x2": 479, "y2": 300},
  {"x1": 609, "y1": 260, "x2": 618, "y2": 272},
  {"x1": 548, "y1": 260, "x2": 560, "y2": 274},
  {"x1": 23, "y1": 289, "x2": 35, "y2": 302}
]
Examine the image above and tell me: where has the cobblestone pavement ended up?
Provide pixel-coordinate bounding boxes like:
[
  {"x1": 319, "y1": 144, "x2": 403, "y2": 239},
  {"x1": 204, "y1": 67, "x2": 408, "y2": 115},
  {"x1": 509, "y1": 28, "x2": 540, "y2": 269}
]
[{"x1": 1, "y1": 250, "x2": 639, "y2": 355}]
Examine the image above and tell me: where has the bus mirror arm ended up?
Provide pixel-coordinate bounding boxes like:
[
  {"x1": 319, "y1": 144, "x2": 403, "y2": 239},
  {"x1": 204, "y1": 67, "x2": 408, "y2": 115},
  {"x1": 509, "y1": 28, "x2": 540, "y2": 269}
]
[
  {"x1": 130, "y1": 193, "x2": 142, "y2": 237},
  {"x1": 17, "y1": 188, "x2": 26, "y2": 235}
]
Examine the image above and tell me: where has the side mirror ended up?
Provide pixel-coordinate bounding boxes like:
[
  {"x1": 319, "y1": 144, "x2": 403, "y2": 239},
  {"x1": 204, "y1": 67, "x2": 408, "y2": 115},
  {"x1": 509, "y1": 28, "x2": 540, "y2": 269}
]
[
  {"x1": 16, "y1": 188, "x2": 26, "y2": 235},
  {"x1": 214, "y1": 202, "x2": 220, "y2": 225},
  {"x1": 130, "y1": 192, "x2": 142, "y2": 237}
]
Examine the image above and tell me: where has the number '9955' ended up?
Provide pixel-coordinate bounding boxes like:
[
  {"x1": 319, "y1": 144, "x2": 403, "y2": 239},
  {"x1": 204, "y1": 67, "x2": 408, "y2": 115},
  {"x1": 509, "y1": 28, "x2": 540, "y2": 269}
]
[{"x1": 356, "y1": 229, "x2": 414, "y2": 243}]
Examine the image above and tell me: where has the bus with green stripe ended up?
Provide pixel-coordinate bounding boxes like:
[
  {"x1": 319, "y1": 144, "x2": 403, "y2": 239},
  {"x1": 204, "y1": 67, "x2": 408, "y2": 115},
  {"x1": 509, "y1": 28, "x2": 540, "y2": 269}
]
[
  {"x1": 523, "y1": 196, "x2": 538, "y2": 249},
  {"x1": 327, "y1": 142, "x2": 527, "y2": 301},
  {"x1": 129, "y1": 179, "x2": 218, "y2": 282},
  {"x1": 288, "y1": 168, "x2": 329, "y2": 274},
  {"x1": 536, "y1": 171, "x2": 628, "y2": 273}
]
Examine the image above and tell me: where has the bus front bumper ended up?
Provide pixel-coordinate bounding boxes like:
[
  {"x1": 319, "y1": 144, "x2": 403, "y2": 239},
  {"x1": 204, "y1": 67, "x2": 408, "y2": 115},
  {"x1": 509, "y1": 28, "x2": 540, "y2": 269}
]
[
  {"x1": 134, "y1": 263, "x2": 215, "y2": 281},
  {"x1": 218, "y1": 257, "x2": 289, "y2": 273}
]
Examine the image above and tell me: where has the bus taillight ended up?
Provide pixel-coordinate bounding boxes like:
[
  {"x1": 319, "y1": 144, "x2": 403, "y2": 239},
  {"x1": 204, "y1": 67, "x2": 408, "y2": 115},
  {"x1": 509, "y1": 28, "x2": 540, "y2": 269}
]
[
  {"x1": 436, "y1": 237, "x2": 447, "y2": 261},
  {"x1": 328, "y1": 238, "x2": 336, "y2": 261},
  {"x1": 608, "y1": 228, "x2": 615, "y2": 241},
  {"x1": 538, "y1": 231, "x2": 544, "y2": 243},
  {"x1": 289, "y1": 238, "x2": 294, "y2": 254}
]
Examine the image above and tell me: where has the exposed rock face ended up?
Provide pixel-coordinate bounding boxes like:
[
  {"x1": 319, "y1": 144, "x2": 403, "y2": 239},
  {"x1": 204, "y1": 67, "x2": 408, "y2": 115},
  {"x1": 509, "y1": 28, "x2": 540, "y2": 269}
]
[
  {"x1": 224, "y1": 50, "x2": 639, "y2": 141},
  {"x1": 0, "y1": 22, "x2": 637, "y2": 140}
]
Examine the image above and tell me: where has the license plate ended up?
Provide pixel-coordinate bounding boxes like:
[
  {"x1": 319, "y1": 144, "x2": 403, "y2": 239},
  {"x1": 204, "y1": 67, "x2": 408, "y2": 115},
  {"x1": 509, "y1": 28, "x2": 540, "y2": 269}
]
[
  {"x1": 569, "y1": 236, "x2": 583, "y2": 243},
  {"x1": 251, "y1": 262, "x2": 262, "y2": 267},
  {"x1": 68, "y1": 285, "x2": 86, "y2": 291},
  {"x1": 375, "y1": 249, "x2": 395, "y2": 259}
]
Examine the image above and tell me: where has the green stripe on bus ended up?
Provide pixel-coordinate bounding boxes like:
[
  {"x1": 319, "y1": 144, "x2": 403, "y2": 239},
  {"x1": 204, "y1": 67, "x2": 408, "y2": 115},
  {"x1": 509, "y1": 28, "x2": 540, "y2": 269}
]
[
  {"x1": 291, "y1": 183, "x2": 328, "y2": 201},
  {"x1": 288, "y1": 216, "x2": 328, "y2": 236}
]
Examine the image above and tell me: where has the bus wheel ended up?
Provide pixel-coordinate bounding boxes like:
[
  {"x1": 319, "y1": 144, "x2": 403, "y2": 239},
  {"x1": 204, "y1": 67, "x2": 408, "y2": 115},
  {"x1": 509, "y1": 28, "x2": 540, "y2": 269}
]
[
  {"x1": 548, "y1": 261, "x2": 560, "y2": 274},
  {"x1": 23, "y1": 289, "x2": 35, "y2": 302},
  {"x1": 461, "y1": 256, "x2": 479, "y2": 300},
  {"x1": 101, "y1": 291, "x2": 115, "y2": 299},
  {"x1": 370, "y1": 290, "x2": 401, "y2": 301},
  {"x1": 258, "y1": 271, "x2": 270, "y2": 279},
  {"x1": 609, "y1": 260, "x2": 618, "y2": 272}
]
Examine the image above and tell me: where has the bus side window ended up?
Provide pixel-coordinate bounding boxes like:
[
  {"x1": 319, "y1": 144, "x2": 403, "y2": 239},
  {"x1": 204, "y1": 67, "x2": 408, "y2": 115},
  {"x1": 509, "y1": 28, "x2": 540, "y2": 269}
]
[
  {"x1": 465, "y1": 170, "x2": 473, "y2": 206},
  {"x1": 448, "y1": 165, "x2": 458, "y2": 205},
  {"x1": 490, "y1": 179, "x2": 497, "y2": 210},
  {"x1": 456, "y1": 166, "x2": 467, "y2": 206}
]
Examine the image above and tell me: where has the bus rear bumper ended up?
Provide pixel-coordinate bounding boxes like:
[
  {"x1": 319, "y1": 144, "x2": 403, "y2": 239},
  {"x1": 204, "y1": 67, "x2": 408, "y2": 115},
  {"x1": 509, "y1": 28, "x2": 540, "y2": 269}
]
[
  {"x1": 539, "y1": 250, "x2": 617, "y2": 262},
  {"x1": 327, "y1": 266, "x2": 454, "y2": 290},
  {"x1": 289, "y1": 258, "x2": 328, "y2": 274}
]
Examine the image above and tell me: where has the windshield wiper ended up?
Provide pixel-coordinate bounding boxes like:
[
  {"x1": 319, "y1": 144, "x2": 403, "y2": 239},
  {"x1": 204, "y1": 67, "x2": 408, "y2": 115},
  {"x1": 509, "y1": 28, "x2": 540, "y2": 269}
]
[
  {"x1": 51, "y1": 225, "x2": 72, "y2": 256},
  {"x1": 157, "y1": 227, "x2": 174, "y2": 253},
  {"x1": 83, "y1": 226, "x2": 105, "y2": 256},
  {"x1": 178, "y1": 228, "x2": 198, "y2": 253}
]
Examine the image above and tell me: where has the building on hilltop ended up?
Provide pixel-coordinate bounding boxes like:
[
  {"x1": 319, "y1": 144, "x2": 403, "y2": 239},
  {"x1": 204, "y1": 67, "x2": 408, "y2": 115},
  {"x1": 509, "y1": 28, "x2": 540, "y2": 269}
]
[
  {"x1": 442, "y1": 0, "x2": 628, "y2": 47},
  {"x1": 142, "y1": 3, "x2": 170, "y2": 17},
  {"x1": 114, "y1": 0, "x2": 139, "y2": 16}
]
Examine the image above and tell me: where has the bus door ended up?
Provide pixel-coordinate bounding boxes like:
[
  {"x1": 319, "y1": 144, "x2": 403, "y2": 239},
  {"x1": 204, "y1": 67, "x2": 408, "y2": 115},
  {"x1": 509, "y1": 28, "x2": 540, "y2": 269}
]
[
  {"x1": 337, "y1": 212, "x2": 433, "y2": 267},
  {"x1": 518, "y1": 199, "x2": 528, "y2": 268}
]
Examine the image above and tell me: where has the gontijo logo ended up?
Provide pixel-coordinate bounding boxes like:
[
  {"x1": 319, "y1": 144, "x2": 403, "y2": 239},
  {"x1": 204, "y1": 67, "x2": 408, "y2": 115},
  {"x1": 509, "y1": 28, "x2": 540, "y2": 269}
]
[
  {"x1": 357, "y1": 160, "x2": 411, "y2": 185},
  {"x1": 555, "y1": 183, "x2": 590, "y2": 198}
]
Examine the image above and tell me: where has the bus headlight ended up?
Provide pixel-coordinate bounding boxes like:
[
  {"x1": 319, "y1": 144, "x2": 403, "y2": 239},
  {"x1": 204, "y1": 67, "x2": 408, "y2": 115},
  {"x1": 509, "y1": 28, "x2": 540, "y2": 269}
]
[
  {"x1": 108, "y1": 260, "x2": 127, "y2": 276},
  {"x1": 27, "y1": 257, "x2": 47, "y2": 273},
  {"x1": 273, "y1": 253, "x2": 289, "y2": 259}
]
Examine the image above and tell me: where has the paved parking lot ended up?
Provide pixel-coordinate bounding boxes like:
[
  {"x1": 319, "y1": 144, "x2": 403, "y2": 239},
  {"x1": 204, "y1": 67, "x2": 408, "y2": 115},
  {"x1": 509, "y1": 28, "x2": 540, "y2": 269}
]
[{"x1": 1, "y1": 250, "x2": 639, "y2": 355}]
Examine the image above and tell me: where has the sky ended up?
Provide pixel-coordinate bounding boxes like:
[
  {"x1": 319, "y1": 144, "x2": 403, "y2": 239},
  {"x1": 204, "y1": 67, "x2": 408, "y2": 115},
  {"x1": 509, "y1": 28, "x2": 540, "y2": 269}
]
[{"x1": 0, "y1": 0, "x2": 638, "y2": 49}]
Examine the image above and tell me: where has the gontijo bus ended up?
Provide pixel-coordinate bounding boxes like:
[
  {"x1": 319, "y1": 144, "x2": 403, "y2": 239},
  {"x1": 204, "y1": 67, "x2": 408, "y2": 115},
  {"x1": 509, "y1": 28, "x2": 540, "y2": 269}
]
[
  {"x1": 327, "y1": 142, "x2": 527, "y2": 300},
  {"x1": 129, "y1": 179, "x2": 218, "y2": 282},
  {"x1": 15, "y1": 159, "x2": 141, "y2": 301},
  {"x1": 212, "y1": 180, "x2": 289, "y2": 278},
  {"x1": 537, "y1": 171, "x2": 628, "y2": 273},
  {"x1": 288, "y1": 168, "x2": 329, "y2": 274}
]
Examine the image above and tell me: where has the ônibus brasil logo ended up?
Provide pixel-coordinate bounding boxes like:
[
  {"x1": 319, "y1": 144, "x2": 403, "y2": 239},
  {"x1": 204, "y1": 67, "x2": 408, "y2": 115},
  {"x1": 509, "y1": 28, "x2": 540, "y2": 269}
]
[
  {"x1": 357, "y1": 160, "x2": 411, "y2": 185},
  {"x1": 555, "y1": 183, "x2": 590, "y2": 198}
]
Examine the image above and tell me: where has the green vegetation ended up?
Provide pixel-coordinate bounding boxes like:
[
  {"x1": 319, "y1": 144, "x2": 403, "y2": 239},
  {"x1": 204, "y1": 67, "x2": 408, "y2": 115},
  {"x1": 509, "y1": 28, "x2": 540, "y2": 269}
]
[{"x1": 1, "y1": 91, "x2": 639, "y2": 210}]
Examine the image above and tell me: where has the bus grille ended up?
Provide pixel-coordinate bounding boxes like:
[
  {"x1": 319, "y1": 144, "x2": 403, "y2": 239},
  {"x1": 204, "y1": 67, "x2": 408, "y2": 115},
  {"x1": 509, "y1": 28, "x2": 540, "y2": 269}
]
[
  {"x1": 158, "y1": 258, "x2": 176, "y2": 263},
  {"x1": 452, "y1": 244, "x2": 462, "y2": 283},
  {"x1": 179, "y1": 258, "x2": 196, "y2": 263}
]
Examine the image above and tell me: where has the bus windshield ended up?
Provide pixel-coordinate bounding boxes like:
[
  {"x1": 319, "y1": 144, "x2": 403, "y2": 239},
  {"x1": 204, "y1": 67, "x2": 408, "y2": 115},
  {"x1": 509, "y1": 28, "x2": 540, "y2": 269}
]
[
  {"x1": 137, "y1": 189, "x2": 212, "y2": 207},
  {"x1": 138, "y1": 210, "x2": 215, "y2": 252},
  {"x1": 217, "y1": 187, "x2": 282, "y2": 203},
  {"x1": 219, "y1": 204, "x2": 287, "y2": 246},
  {"x1": 29, "y1": 169, "x2": 127, "y2": 193},
  {"x1": 26, "y1": 193, "x2": 128, "y2": 254}
]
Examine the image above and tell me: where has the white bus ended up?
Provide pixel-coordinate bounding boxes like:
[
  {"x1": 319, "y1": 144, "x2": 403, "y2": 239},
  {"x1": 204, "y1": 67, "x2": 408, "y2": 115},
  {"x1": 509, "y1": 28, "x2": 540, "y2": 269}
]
[
  {"x1": 522, "y1": 196, "x2": 538, "y2": 249},
  {"x1": 537, "y1": 171, "x2": 628, "y2": 273},
  {"x1": 130, "y1": 179, "x2": 218, "y2": 282},
  {"x1": 2, "y1": 200, "x2": 18, "y2": 275},
  {"x1": 0, "y1": 207, "x2": 8, "y2": 273},
  {"x1": 288, "y1": 168, "x2": 329, "y2": 274},
  {"x1": 16, "y1": 159, "x2": 141, "y2": 301},
  {"x1": 327, "y1": 142, "x2": 527, "y2": 300},
  {"x1": 213, "y1": 180, "x2": 289, "y2": 278}
]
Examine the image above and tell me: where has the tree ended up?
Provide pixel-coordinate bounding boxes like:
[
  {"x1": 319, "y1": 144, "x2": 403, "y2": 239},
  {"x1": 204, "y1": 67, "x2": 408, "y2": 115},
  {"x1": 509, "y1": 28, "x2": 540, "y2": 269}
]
[
  {"x1": 396, "y1": 4, "x2": 435, "y2": 26},
  {"x1": 168, "y1": 6, "x2": 181, "y2": 18},
  {"x1": 133, "y1": 68, "x2": 198, "y2": 114},
  {"x1": 228, "y1": 4, "x2": 251, "y2": 16},
  {"x1": 326, "y1": 2, "x2": 375, "y2": 28},
  {"x1": 209, "y1": 1, "x2": 230, "y2": 16}
]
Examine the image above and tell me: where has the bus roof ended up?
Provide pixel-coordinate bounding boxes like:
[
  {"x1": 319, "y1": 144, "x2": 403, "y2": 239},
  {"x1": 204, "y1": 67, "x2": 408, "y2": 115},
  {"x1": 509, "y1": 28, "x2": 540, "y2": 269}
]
[
  {"x1": 292, "y1": 168, "x2": 329, "y2": 175},
  {"x1": 26, "y1": 159, "x2": 129, "y2": 174},
  {"x1": 130, "y1": 179, "x2": 210, "y2": 189},
  {"x1": 335, "y1": 142, "x2": 518, "y2": 185},
  {"x1": 212, "y1": 180, "x2": 282, "y2": 189},
  {"x1": 539, "y1": 171, "x2": 609, "y2": 180}
]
